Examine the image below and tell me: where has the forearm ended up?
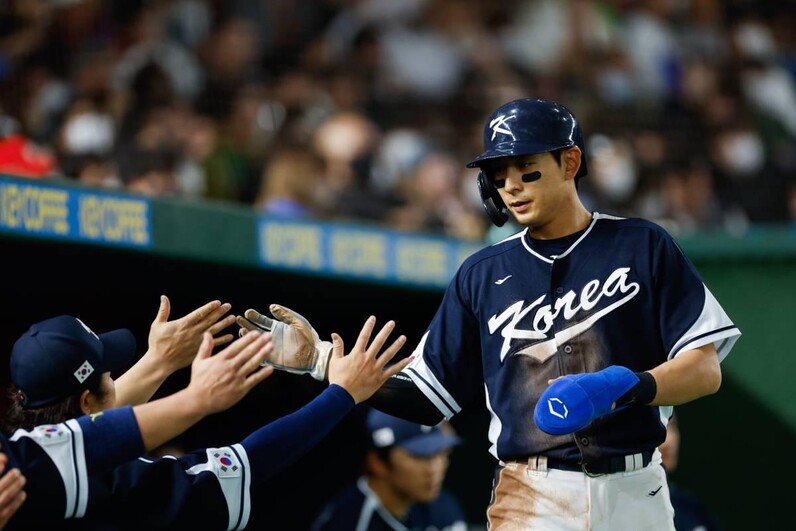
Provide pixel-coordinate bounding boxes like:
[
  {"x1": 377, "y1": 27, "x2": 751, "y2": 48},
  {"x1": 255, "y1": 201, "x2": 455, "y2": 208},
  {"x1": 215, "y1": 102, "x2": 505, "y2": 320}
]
[
  {"x1": 647, "y1": 344, "x2": 721, "y2": 406},
  {"x1": 114, "y1": 350, "x2": 173, "y2": 406},
  {"x1": 366, "y1": 374, "x2": 444, "y2": 425},
  {"x1": 132, "y1": 389, "x2": 205, "y2": 451},
  {"x1": 241, "y1": 384, "x2": 354, "y2": 484}
]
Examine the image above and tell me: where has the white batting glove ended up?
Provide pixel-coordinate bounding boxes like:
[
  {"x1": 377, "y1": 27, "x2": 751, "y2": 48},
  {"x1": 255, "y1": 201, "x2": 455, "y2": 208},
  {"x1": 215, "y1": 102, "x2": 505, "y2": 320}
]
[{"x1": 237, "y1": 304, "x2": 332, "y2": 381}]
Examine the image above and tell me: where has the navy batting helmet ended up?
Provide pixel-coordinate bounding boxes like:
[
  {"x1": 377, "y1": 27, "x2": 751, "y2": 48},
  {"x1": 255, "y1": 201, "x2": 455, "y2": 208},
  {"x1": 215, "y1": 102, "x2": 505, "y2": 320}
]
[{"x1": 468, "y1": 98, "x2": 588, "y2": 226}]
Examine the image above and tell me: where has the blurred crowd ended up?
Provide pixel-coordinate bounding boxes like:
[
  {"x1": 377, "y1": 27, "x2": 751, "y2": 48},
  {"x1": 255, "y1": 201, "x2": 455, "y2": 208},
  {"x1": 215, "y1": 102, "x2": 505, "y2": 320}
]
[{"x1": 1, "y1": 0, "x2": 795, "y2": 241}]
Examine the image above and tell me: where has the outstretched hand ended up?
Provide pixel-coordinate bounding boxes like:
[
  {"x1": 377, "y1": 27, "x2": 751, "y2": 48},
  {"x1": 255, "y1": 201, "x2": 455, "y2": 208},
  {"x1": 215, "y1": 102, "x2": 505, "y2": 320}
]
[
  {"x1": 0, "y1": 451, "x2": 25, "y2": 528},
  {"x1": 236, "y1": 304, "x2": 332, "y2": 381},
  {"x1": 149, "y1": 295, "x2": 237, "y2": 373},
  {"x1": 187, "y1": 331, "x2": 275, "y2": 415},
  {"x1": 327, "y1": 316, "x2": 409, "y2": 404}
]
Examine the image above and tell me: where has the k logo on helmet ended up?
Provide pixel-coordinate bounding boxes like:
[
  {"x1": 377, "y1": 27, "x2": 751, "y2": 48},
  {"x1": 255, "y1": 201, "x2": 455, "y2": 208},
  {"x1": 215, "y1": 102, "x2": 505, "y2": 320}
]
[{"x1": 490, "y1": 115, "x2": 516, "y2": 141}]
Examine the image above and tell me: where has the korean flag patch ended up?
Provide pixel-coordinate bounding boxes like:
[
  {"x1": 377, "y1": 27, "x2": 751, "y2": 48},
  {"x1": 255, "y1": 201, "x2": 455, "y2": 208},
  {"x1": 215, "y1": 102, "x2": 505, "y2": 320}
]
[
  {"x1": 212, "y1": 450, "x2": 241, "y2": 478},
  {"x1": 74, "y1": 361, "x2": 94, "y2": 383},
  {"x1": 32, "y1": 424, "x2": 70, "y2": 446}
]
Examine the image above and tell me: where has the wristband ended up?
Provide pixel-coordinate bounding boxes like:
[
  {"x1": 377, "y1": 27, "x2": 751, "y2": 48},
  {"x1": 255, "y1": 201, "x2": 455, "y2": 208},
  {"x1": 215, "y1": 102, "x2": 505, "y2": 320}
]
[{"x1": 617, "y1": 371, "x2": 657, "y2": 406}]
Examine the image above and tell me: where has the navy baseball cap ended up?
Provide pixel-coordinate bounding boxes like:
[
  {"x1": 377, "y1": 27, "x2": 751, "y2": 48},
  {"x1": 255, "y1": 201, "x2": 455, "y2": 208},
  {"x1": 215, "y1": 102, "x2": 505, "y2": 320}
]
[
  {"x1": 10, "y1": 315, "x2": 137, "y2": 408},
  {"x1": 366, "y1": 410, "x2": 461, "y2": 457}
]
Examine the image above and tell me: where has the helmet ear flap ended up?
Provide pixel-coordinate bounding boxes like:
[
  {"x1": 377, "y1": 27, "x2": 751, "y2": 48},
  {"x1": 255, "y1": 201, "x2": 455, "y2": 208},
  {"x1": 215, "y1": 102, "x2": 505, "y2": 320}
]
[{"x1": 477, "y1": 171, "x2": 509, "y2": 227}]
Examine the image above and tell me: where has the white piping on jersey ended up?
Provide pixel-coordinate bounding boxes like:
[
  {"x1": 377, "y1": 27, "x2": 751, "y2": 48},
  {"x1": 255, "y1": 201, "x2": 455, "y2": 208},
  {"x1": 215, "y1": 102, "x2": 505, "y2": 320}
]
[
  {"x1": 518, "y1": 212, "x2": 625, "y2": 262},
  {"x1": 659, "y1": 405, "x2": 673, "y2": 427},
  {"x1": 355, "y1": 477, "x2": 407, "y2": 531},
  {"x1": 404, "y1": 332, "x2": 461, "y2": 419},
  {"x1": 185, "y1": 445, "x2": 250, "y2": 531},
  {"x1": 491, "y1": 229, "x2": 525, "y2": 246},
  {"x1": 11, "y1": 418, "x2": 88, "y2": 519},
  {"x1": 484, "y1": 383, "x2": 502, "y2": 460},
  {"x1": 667, "y1": 284, "x2": 741, "y2": 362}
]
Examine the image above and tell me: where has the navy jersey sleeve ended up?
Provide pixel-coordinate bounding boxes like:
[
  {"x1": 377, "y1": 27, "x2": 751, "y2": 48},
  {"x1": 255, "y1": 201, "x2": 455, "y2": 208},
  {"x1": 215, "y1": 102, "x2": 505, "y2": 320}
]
[
  {"x1": 91, "y1": 443, "x2": 252, "y2": 531},
  {"x1": 403, "y1": 266, "x2": 484, "y2": 419},
  {"x1": 652, "y1": 229, "x2": 740, "y2": 361},
  {"x1": 85, "y1": 385, "x2": 355, "y2": 530},
  {"x1": 75, "y1": 406, "x2": 145, "y2": 474},
  {"x1": 240, "y1": 383, "x2": 354, "y2": 483},
  {"x1": 5, "y1": 407, "x2": 144, "y2": 523}
]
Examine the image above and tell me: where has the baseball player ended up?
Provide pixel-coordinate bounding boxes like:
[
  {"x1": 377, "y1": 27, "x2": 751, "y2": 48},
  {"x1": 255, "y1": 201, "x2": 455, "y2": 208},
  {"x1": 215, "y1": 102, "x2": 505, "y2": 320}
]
[
  {"x1": 0, "y1": 325, "x2": 274, "y2": 529},
  {"x1": 311, "y1": 409, "x2": 466, "y2": 531},
  {"x1": 3, "y1": 313, "x2": 406, "y2": 529},
  {"x1": 240, "y1": 99, "x2": 741, "y2": 530}
]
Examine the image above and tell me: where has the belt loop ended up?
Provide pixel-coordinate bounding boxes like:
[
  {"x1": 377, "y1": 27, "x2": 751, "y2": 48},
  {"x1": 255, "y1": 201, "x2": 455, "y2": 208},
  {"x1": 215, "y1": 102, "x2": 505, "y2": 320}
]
[
  {"x1": 624, "y1": 452, "x2": 643, "y2": 472},
  {"x1": 526, "y1": 455, "x2": 548, "y2": 477}
]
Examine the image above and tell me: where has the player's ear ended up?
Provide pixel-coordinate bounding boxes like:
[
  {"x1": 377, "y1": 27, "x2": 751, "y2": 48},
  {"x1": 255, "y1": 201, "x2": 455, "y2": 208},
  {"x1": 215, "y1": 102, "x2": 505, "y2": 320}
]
[
  {"x1": 79, "y1": 388, "x2": 97, "y2": 414},
  {"x1": 365, "y1": 451, "x2": 390, "y2": 478},
  {"x1": 563, "y1": 147, "x2": 582, "y2": 181}
]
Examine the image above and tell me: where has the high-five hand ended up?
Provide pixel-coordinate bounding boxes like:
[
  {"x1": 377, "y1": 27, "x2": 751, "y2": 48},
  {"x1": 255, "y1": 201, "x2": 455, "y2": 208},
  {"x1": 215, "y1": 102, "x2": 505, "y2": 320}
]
[
  {"x1": 237, "y1": 304, "x2": 332, "y2": 381},
  {"x1": 327, "y1": 316, "x2": 409, "y2": 404}
]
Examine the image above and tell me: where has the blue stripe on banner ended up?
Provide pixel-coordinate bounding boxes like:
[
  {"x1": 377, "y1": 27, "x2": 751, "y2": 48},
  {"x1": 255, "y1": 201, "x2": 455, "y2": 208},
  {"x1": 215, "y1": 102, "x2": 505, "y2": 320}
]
[
  {"x1": 256, "y1": 217, "x2": 481, "y2": 289},
  {"x1": 0, "y1": 176, "x2": 151, "y2": 248}
]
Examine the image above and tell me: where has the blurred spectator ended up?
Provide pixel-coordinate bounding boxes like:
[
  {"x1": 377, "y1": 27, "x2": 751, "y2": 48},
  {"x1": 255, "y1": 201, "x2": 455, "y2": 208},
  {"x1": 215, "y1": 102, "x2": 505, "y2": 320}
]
[
  {"x1": 388, "y1": 151, "x2": 486, "y2": 240},
  {"x1": 0, "y1": 0, "x2": 793, "y2": 239},
  {"x1": 638, "y1": 159, "x2": 748, "y2": 235},
  {"x1": 255, "y1": 148, "x2": 324, "y2": 217},
  {"x1": 116, "y1": 146, "x2": 178, "y2": 197},
  {"x1": 0, "y1": 113, "x2": 56, "y2": 178},
  {"x1": 313, "y1": 110, "x2": 394, "y2": 221},
  {"x1": 59, "y1": 153, "x2": 119, "y2": 189}
]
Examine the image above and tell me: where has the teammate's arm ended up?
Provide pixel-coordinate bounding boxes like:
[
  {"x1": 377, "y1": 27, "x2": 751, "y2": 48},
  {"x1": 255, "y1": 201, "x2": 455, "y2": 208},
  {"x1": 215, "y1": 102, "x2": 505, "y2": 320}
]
[
  {"x1": 114, "y1": 296, "x2": 237, "y2": 407},
  {"x1": 239, "y1": 317, "x2": 410, "y2": 483},
  {"x1": 366, "y1": 375, "x2": 445, "y2": 426},
  {"x1": 236, "y1": 304, "x2": 445, "y2": 424},
  {"x1": 645, "y1": 343, "x2": 721, "y2": 405},
  {"x1": 132, "y1": 330, "x2": 274, "y2": 451}
]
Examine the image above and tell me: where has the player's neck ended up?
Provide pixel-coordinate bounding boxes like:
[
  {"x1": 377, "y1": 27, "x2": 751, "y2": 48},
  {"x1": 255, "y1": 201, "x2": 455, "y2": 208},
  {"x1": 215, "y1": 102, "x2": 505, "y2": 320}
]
[
  {"x1": 367, "y1": 477, "x2": 413, "y2": 519},
  {"x1": 528, "y1": 202, "x2": 592, "y2": 240}
]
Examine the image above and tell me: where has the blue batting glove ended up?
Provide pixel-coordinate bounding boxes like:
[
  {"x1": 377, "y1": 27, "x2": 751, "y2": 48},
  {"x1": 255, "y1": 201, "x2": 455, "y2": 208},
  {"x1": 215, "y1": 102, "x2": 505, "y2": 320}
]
[{"x1": 534, "y1": 366, "x2": 640, "y2": 435}]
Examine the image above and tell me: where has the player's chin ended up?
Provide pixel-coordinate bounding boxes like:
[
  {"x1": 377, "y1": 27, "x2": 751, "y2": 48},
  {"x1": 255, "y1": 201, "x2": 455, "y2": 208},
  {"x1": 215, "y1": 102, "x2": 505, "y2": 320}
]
[
  {"x1": 416, "y1": 484, "x2": 443, "y2": 503},
  {"x1": 510, "y1": 209, "x2": 538, "y2": 227}
]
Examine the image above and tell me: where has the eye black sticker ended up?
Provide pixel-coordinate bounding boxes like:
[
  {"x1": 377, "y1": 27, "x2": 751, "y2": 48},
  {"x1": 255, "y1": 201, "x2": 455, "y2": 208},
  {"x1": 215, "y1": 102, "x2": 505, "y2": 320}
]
[{"x1": 521, "y1": 171, "x2": 542, "y2": 183}]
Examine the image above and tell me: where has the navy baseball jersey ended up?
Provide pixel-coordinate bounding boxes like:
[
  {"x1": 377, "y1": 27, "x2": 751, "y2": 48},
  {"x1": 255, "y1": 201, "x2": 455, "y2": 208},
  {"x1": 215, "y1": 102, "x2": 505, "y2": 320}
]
[
  {"x1": 2, "y1": 407, "x2": 145, "y2": 529},
  {"x1": 404, "y1": 214, "x2": 740, "y2": 463},
  {"x1": 312, "y1": 477, "x2": 468, "y2": 531},
  {"x1": 76, "y1": 444, "x2": 252, "y2": 530}
]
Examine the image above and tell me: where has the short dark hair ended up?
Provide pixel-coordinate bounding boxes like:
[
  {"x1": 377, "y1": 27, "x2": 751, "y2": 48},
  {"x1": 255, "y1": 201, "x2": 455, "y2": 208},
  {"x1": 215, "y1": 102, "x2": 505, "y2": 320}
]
[{"x1": 1, "y1": 380, "x2": 109, "y2": 435}]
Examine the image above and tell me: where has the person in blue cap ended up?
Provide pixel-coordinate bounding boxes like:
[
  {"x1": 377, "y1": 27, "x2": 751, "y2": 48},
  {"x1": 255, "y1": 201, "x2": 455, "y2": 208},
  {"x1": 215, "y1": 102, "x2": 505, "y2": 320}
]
[
  {"x1": 2, "y1": 313, "x2": 408, "y2": 529},
  {"x1": 311, "y1": 409, "x2": 466, "y2": 531},
  {"x1": 0, "y1": 319, "x2": 275, "y2": 529}
]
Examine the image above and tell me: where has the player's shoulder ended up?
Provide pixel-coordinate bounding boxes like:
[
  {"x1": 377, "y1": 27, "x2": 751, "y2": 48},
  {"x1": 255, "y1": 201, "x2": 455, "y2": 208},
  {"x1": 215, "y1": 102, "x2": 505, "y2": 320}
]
[
  {"x1": 311, "y1": 481, "x2": 366, "y2": 530},
  {"x1": 320, "y1": 479, "x2": 367, "y2": 512},
  {"x1": 592, "y1": 213, "x2": 673, "y2": 241},
  {"x1": 458, "y1": 228, "x2": 526, "y2": 272}
]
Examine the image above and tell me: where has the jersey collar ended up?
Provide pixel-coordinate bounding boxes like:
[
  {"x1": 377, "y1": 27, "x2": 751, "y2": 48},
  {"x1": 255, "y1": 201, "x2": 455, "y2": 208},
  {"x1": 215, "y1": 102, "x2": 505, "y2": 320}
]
[{"x1": 520, "y1": 212, "x2": 606, "y2": 263}]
